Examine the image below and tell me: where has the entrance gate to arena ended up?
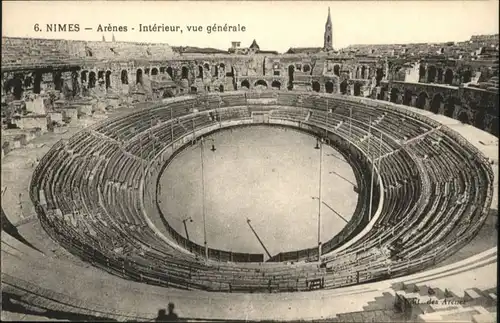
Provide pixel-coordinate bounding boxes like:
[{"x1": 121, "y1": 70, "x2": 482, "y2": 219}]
[{"x1": 252, "y1": 112, "x2": 270, "y2": 123}]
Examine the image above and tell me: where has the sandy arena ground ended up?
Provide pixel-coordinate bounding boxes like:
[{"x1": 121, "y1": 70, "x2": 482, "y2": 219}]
[{"x1": 158, "y1": 125, "x2": 358, "y2": 256}]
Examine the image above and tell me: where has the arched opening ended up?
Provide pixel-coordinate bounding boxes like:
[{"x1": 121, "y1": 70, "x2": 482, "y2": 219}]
[
  {"x1": 33, "y1": 72, "x2": 42, "y2": 94},
  {"x1": 97, "y1": 71, "x2": 105, "y2": 81},
  {"x1": 151, "y1": 68, "x2": 159, "y2": 77},
  {"x1": 490, "y1": 118, "x2": 498, "y2": 137},
  {"x1": 444, "y1": 69, "x2": 453, "y2": 85},
  {"x1": 241, "y1": 79, "x2": 250, "y2": 89},
  {"x1": 361, "y1": 66, "x2": 366, "y2": 79},
  {"x1": 4, "y1": 79, "x2": 13, "y2": 95},
  {"x1": 71, "y1": 71, "x2": 79, "y2": 97},
  {"x1": 303, "y1": 64, "x2": 311, "y2": 74},
  {"x1": 474, "y1": 108, "x2": 485, "y2": 129},
  {"x1": 334, "y1": 65, "x2": 340, "y2": 77},
  {"x1": 9, "y1": 77, "x2": 24, "y2": 100},
  {"x1": 166, "y1": 67, "x2": 173, "y2": 79},
  {"x1": 403, "y1": 90, "x2": 412, "y2": 106},
  {"x1": 105, "y1": 71, "x2": 111, "y2": 89},
  {"x1": 416, "y1": 92, "x2": 428, "y2": 109},
  {"x1": 254, "y1": 80, "x2": 268, "y2": 88},
  {"x1": 437, "y1": 68, "x2": 443, "y2": 83},
  {"x1": 390, "y1": 88, "x2": 399, "y2": 103},
  {"x1": 219, "y1": 63, "x2": 226, "y2": 76},
  {"x1": 271, "y1": 80, "x2": 281, "y2": 90},
  {"x1": 219, "y1": 84, "x2": 224, "y2": 92},
  {"x1": 121, "y1": 70, "x2": 128, "y2": 84},
  {"x1": 198, "y1": 66, "x2": 203, "y2": 79},
  {"x1": 136, "y1": 69, "x2": 143, "y2": 85},
  {"x1": 181, "y1": 66, "x2": 189, "y2": 79},
  {"x1": 287, "y1": 65, "x2": 294, "y2": 90},
  {"x1": 88, "y1": 71, "x2": 96, "y2": 88},
  {"x1": 475, "y1": 94, "x2": 490, "y2": 130},
  {"x1": 230, "y1": 67, "x2": 237, "y2": 90},
  {"x1": 444, "y1": 97, "x2": 456, "y2": 117},
  {"x1": 54, "y1": 72, "x2": 63, "y2": 91},
  {"x1": 213, "y1": 65, "x2": 219, "y2": 78},
  {"x1": 340, "y1": 80, "x2": 348, "y2": 95},
  {"x1": 354, "y1": 66, "x2": 360, "y2": 79},
  {"x1": 353, "y1": 83, "x2": 361, "y2": 96},
  {"x1": 13, "y1": 78, "x2": 23, "y2": 100},
  {"x1": 430, "y1": 94, "x2": 443, "y2": 114},
  {"x1": 204, "y1": 63, "x2": 210, "y2": 71},
  {"x1": 379, "y1": 87, "x2": 388, "y2": 100},
  {"x1": 419, "y1": 64, "x2": 426, "y2": 81},
  {"x1": 427, "y1": 66, "x2": 437, "y2": 83},
  {"x1": 190, "y1": 86, "x2": 197, "y2": 93},
  {"x1": 461, "y1": 70, "x2": 472, "y2": 83},
  {"x1": 81, "y1": 71, "x2": 88, "y2": 84},
  {"x1": 376, "y1": 68, "x2": 383, "y2": 86},
  {"x1": 325, "y1": 81, "x2": 334, "y2": 94},
  {"x1": 24, "y1": 76, "x2": 33, "y2": 88},
  {"x1": 228, "y1": 66, "x2": 235, "y2": 78},
  {"x1": 312, "y1": 81, "x2": 321, "y2": 92},
  {"x1": 458, "y1": 111, "x2": 470, "y2": 124},
  {"x1": 163, "y1": 89, "x2": 174, "y2": 98},
  {"x1": 85, "y1": 47, "x2": 93, "y2": 57}
]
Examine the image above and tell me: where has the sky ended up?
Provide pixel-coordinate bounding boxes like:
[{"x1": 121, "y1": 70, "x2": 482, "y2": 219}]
[{"x1": 2, "y1": 1, "x2": 499, "y2": 53}]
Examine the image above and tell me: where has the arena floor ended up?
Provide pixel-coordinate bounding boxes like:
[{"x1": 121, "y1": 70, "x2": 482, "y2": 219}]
[{"x1": 157, "y1": 125, "x2": 358, "y2": 256}]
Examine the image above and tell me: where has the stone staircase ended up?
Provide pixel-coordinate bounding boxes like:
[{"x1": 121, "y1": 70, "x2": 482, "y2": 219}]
[
  {"x1": 476, "y1": 75, "x2": 498, "y2": 92},
  {"x1": 390, "y1": 282, "x2": 497, "y2": 322},
  {"x1": 305, "y1": 110, "x2": 311, "y2": 121},
  {"x1": 331, "y1": 309, "x2": 404, "y2": 322},
  {"x1": 1, "y1": 310, "x2": 70, "y2": 322},
  {"x1": 372, "y1": 114, "x2": 385, "y2": 126},
  {"x1": 178, "y1": 119, "x2": 188, "y2": 131},
  {"x1": 324, "y1": 291, "x2": 406, "y2": 322},
  {"x1": 359, "y1": 133, "x2": 370, "y2": 143}
]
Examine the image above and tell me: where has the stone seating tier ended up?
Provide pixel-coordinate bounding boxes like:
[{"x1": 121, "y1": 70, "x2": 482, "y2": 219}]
[{"x1": 29, "y1": 91, "x2": 493, "y2": 293}]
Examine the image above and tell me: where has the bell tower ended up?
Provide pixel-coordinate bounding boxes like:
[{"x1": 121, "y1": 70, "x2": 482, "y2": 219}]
[{"x1": 323, "y1": 7, "x2": 333, "y2": 51}]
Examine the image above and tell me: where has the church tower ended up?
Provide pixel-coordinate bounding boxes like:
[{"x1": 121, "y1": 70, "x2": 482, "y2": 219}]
[{"x1": 323, "y1": 7, "x2": 333, "y2": 51}]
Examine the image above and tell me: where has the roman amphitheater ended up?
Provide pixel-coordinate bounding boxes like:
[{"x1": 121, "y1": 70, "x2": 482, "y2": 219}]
[{"x1": 1, "y1": 10, "x2": 498, "y2": 323}]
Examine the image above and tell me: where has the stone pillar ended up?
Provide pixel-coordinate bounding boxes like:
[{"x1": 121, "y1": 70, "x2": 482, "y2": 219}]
[
  {"x1": 423, "y1": 98, "x2": 430, "y2": 110},
  {"x1": 411, "y1": 95, "x2": 417, "y2": 107},
  {"x1": 438, "y1": 102, "x2": 445, "y2": 114},
  {"x1": 42, "y1": 72, "x2": 53, "y2": 91},
  {"x1": 397, "y1": 93, "x2": 403, "y2": 105},
  {"x1": 452, "y1": 104, "x2": 461, "y2": 119},
  {"x1": 116, "y1": 69, "x2": 122, "y2": 88},
  {"x1": 113, "y1": 71, "x2": 120, "y2": 89},
  {"x1": 62, "y1": 71, "x2": 72, "y2": 96}
]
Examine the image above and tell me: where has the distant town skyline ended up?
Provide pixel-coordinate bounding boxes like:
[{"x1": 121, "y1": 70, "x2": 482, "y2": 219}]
[{"x1": 3, "y1": 1, "x2": 499, "y2": 53}]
